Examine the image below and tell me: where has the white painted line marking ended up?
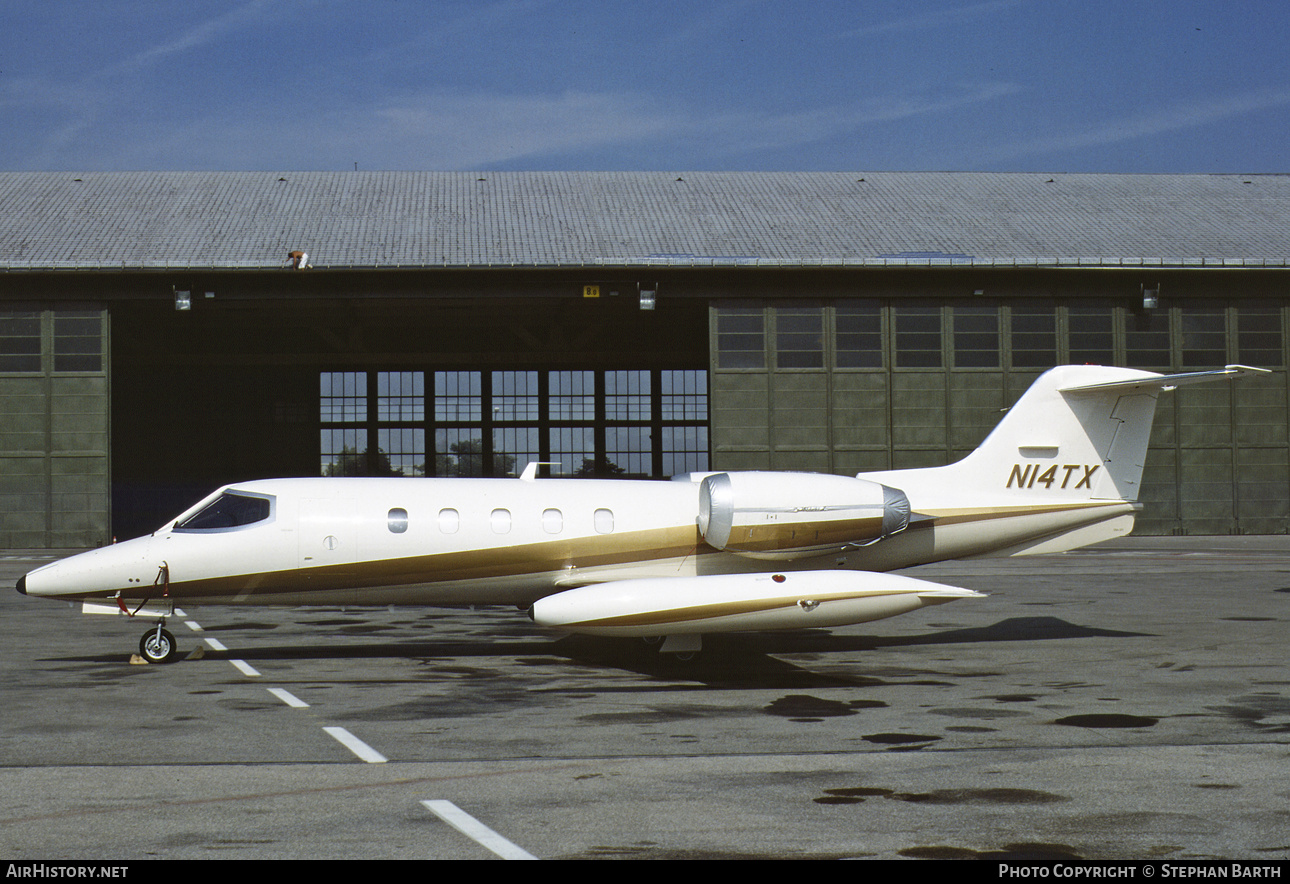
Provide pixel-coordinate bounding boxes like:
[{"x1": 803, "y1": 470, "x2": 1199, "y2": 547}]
[
  {"x1": 203, "y1": 637, "x2": 228, "y2": 651},
  {"x1": 422, "y1": 800, "x2": 537, "y2": 860},
  {"x1": 324, "y1": 726, "x2": 387, "y2": 763},
  {"x1": 268, "y1": 687, "x2": 309, "y2": 708},
  {"x1": 174, "y1": 607, "x2": 188, "y2": 617},
  {"x1": 231, "y1": 659, "x2": 261, "y2": 677},
  {"x1": 184, "y1": 620, "x2": 203, "y2": 632}
]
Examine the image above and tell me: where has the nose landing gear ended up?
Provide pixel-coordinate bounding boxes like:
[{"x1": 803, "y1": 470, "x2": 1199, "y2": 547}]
[{"x1": 138, "y1": 622, "x2": 178, "y2": 664}]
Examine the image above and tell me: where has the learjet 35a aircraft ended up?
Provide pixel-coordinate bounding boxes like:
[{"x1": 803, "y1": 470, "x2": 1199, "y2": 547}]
[{"x1": 17, "y1": 364, "x2": 1268, "y2": 663}]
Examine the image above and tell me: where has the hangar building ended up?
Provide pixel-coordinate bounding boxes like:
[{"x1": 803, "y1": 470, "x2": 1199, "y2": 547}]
[{"x1": 1, "y1": 170, "x2": 1287, "y2": 548}]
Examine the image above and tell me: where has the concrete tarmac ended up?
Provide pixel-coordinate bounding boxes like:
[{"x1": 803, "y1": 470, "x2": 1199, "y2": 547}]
[{"x1": 1, "y1": 538, "x2": 1288, "y2": 860}]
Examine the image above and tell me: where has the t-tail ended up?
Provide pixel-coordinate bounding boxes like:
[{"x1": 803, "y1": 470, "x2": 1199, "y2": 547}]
[
  {"x1": 858, "y1": 364, "x2": 1269, "y2": 559},
  {"x1": 970, "y1": 365, "x2": 1267, "y2": 501}
]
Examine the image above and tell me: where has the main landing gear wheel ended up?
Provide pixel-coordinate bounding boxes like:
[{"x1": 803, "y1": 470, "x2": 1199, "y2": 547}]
[{"x1": 139, "y1": 626, "x2": 178, "y2": 664}]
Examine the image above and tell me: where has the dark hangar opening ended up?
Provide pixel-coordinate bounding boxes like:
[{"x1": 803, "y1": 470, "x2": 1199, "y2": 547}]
[{"x1": 110, "y1": 286, "x2": 710, "y2": 540}]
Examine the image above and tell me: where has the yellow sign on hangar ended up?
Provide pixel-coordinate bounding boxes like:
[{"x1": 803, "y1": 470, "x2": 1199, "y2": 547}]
[{"x1": 582, "y1": 285, "x2": 600, "y2": 298}]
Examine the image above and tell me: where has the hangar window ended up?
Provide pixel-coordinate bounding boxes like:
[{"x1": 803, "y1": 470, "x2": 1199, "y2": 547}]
[
  {"x1": 321, "y1": 372, "x2": 367, "y2": 422},
  {"x1": 1180, "y1": 308, "x2": 1227, "y2": 368},
  {"x1": 549, "y1": 370, "x2": 595, "y2": 420},
  {"x1": 606, "y1": 370, "x2": 650, "y2": 420},
  {"x1": 379, "y1": 427, "x2": 426, "y2": 477},
  {"x1": 1237, "y1": 306, "x2": 1284, "y2": 367},
  {"x1": 494, "y1": 370, "x2": 540, "y2": 420},
  {"x1": 662, "y1": 425, "x2": 708, "y2": 477},
  {"x1": 174, "y1": 491, "x2": 273, "y2": 532},
  {"x1": 493, "y1": 426, "x2": 540, "y2": 478},
  {"x1": 550, "y1": 426, "x2": 596, "y2": 476},
  {"x1": 1125, "y1": 309, "x2": 1171, "y2": 370},
  {"x1": 715, "y1": 306, "x2": 766, "y2": 368},
  {"x1": 52, "y1": 312, "x2": 103, "y2": 373},
  {"x1": 952, "y1": 305, "x2": 999, "y2": 368},
  {"x1": 321, "y1": 428, "x2": 368, "y2": 476},
  {"x1": 605, "y1": 426, "x2": 650, "y2": 476},
  {"x1": 320, "y1": 367, "x2": 708, "y2": 479},
  {"x1": 661, "y1": 370, "x2": 707, "y2": 421},
  {"x1": 378, "y1": 372, "x2": 424, "y2": 421},
  {"x1": 894, "y1": 306, "x2": 943, "y2": 368},
  {"x1": 436, "y1": 427, "x2": 484, "y2": 477},
  {"x1": 0, "y1": 312, "x2": 41, "y2": 373},
  {"x1": 776, "y1": 307, "x2": 824, "y2": 369},
  {"x1": 1009, "y1": 306, "x2": 1057, "y2": 368},
  {"x1": 435, "y1": 371, "x2": 482, "y2": 421},
  {"x1": 1067, "y1": 306, "x2": 1115, "y2": 365},
  {"x1": 835, "y1": 303, "x2": 882, "y2": 368}
]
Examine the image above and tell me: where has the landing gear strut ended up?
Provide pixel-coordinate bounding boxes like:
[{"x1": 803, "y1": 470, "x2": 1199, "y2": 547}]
[{"x1": 138, "y1": 622, "x2": 178, "y2": 664}]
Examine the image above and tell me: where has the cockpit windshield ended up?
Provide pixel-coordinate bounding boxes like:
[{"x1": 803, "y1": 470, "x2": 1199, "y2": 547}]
[{"x1": 173, "y1": 491, "x2": 273, "y2": 532}]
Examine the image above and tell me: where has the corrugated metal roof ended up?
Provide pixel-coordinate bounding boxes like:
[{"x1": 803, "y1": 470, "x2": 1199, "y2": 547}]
[{"x1": 1, "y1": 171, "x2": 1288, "y2": 271}]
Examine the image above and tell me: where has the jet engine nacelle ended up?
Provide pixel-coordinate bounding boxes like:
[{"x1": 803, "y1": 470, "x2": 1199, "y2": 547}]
[{"x1": 697, "y1": 471, "x2": 911, "y2": 560}]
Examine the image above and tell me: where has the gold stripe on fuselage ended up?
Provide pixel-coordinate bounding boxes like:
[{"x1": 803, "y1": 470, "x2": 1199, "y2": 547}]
[{"x1": 112, "y1": 499, "x2": 1129, "y2": 605}]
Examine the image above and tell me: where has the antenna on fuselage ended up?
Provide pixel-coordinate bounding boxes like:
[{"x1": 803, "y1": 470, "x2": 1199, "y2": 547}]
[{"x1": 518, "y1": 462, "x2": 562, "y2": 482}]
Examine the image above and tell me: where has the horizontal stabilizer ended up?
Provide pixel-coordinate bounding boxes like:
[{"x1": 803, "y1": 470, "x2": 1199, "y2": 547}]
[{"x1": 1059, "y1": 364, "x2": 1269, "y2": 395}]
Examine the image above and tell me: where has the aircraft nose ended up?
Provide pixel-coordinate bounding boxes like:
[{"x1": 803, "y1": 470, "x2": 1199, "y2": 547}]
[{"x1": 18, "y1": 538, "x2": 155, "y2": 601}]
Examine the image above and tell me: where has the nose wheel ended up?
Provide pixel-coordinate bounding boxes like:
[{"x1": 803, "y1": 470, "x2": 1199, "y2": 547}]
[{"x1": 138, "y1": 623, "x2": 178, "y2": 664}]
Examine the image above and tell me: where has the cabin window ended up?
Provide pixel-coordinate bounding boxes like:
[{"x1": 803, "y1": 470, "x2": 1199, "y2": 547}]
[
  {"x1": 174, "y1": 491, "x2": 273, "y2": 532},
  {"x1": 438, "y1": 508, "x2": 459, "y2": 534},
  {"x1": 491, "y1": 508, "x2": 512, "y2": 534},
  {"x1": 542, "y1": 508, "x2": 563, "y2": 534},
  {"x1": 387, "y1": 508, "x2": 409, "y2": 534},
  {"x1": 594, "y1": 508, "x2": 614, "y2": 534}
]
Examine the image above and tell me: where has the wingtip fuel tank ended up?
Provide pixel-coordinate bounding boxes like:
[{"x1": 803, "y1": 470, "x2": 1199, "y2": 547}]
[{"x1": 530, "y1": 570, "x2": 983, "y2": 637}]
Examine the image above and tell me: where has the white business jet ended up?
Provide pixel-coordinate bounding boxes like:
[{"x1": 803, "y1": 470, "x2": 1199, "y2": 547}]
[{"x1": 17, "y1": 364, "x2": 1267, "y2": 663}]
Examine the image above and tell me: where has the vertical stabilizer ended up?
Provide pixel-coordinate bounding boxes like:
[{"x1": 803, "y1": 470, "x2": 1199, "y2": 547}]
[{"x1": 950, "y1": 365, "x2": 1267, "y2": 502}]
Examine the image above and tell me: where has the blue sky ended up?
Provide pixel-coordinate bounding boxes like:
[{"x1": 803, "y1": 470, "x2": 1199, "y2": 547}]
[{"x1": 2, "y1": 0, "x2": 1288, "y2": 173}]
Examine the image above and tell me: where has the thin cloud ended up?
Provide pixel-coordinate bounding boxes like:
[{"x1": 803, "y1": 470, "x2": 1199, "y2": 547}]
[
  {"x1": 370, "y1": 91, "x2": 682, "y2": 168},
  {"x1": 836, "y1": 0, "x2": 1025, "y2": 39},
  {"x1": 315, "y1": 81, "x2": 1020, "y2": 169},
  {"x1": 95, "y1": 78, "x2": 1023, "y2": 170},
  {"x1": 993, "y1": 87, "x2": 1290, "y2": 164},
  {"x1": 17, "y1": 0, "x2": 291, "y2": 167},
  {"x1": 110, "y1": 0, "x2": 277, "y2": 74}
]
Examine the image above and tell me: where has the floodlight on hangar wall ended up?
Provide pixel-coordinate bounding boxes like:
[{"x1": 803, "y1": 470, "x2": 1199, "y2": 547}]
[
  {"x1": 1141, "y1": 283, "x2": 1160, "y2": 311},
  {"x1": 639, "y1": 282, "x2": 657, "y2": 311}
]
